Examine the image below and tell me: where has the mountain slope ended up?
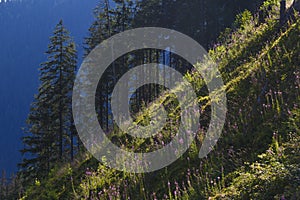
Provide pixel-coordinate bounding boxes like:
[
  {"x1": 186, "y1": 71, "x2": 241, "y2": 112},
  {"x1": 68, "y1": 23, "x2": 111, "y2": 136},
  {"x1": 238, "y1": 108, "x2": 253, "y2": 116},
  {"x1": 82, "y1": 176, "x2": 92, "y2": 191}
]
[{"x1": 18, "y1": 3, "x2": 300, "y2": 200}]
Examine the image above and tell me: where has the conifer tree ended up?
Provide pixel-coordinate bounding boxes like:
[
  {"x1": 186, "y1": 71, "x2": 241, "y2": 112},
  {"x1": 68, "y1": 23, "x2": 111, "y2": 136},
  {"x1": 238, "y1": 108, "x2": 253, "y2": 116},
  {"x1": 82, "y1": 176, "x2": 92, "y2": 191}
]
[
  {"x1": 19, "y1": 20, "x2": 77, "y2": 182},
  {"x1": 84, "y1": 0, "x2": 136, "y2": 132}
]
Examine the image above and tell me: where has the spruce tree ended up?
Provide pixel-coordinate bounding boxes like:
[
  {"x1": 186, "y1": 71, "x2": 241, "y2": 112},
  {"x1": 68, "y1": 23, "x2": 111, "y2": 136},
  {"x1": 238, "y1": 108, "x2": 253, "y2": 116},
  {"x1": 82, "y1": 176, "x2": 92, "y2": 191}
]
[{"x1": 19, "y1": 20, "x2": 77, "y2": 182}]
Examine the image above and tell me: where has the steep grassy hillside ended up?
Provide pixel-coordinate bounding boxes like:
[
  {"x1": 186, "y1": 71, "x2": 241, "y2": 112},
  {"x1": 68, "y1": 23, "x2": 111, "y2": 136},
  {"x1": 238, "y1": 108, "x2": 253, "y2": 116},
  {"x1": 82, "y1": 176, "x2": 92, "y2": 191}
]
[{"x1": 20, "y1": 3, "x2": 300, "y2": 200}]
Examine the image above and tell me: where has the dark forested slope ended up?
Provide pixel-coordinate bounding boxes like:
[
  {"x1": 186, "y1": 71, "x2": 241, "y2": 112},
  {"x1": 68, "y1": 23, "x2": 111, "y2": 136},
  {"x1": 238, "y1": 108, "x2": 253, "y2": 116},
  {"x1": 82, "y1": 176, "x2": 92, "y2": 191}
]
[{"x1": 17, "y1": 0, "x2": 300, "y2": 199}]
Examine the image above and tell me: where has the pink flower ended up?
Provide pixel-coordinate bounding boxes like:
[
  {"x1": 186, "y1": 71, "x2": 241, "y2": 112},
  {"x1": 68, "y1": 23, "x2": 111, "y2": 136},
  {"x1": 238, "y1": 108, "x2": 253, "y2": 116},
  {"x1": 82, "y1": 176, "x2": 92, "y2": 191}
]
[
  {"x1": 85, "y1": 168, "x2": 92, "y2": 176},
  {"x1": 179, "y1": 138, "x2": 184, "y2": 144}
]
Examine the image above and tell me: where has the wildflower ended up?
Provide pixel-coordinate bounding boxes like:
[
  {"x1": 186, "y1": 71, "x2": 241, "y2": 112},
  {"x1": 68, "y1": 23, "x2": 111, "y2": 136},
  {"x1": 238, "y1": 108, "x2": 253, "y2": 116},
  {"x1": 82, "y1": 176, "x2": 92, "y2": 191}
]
[
  {"x1": 266, "y1": 149, "x2": 274, "y2": 155},
  {"x1": 85, "y1": 168, "x2": 92, "y2": 176},
  {"x1": 280, "y1": 195, "x2": 286, "y2": 200},
  {"x1": 179, "y1": 138, "x2": 184, "y2": 144}
]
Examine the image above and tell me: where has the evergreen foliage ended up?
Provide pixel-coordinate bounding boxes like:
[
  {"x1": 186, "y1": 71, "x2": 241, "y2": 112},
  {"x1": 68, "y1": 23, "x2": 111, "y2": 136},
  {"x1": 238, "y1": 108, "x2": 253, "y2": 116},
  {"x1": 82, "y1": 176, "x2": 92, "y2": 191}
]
[{"x1": 19, "y1": 20, "x2": 78, "y2": 184}]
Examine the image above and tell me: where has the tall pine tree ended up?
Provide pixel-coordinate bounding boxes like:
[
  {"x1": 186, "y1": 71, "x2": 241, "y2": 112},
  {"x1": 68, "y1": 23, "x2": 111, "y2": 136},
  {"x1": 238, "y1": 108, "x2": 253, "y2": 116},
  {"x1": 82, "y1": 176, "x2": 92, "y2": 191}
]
[{"x1": 19, "y1": 20, "x2": 77, "y2": 182}]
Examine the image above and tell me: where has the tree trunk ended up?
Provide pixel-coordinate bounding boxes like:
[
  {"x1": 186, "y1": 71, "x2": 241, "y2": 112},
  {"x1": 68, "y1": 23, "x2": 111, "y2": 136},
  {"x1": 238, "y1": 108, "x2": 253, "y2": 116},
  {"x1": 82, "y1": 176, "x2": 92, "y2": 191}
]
[
  {"x1": 280, "y1": 0, "x2": 286, "y2": 25},
  {"x1": 59, "y1": 24, "x2": 63, "y2": 159}
]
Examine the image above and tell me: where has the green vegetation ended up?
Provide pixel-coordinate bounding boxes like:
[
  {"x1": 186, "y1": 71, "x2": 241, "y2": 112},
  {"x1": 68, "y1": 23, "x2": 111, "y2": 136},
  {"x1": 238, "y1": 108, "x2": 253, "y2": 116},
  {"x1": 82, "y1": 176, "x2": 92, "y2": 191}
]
[{"x1": 1, "y1": 0, "x2": 299, "y2": 199}]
